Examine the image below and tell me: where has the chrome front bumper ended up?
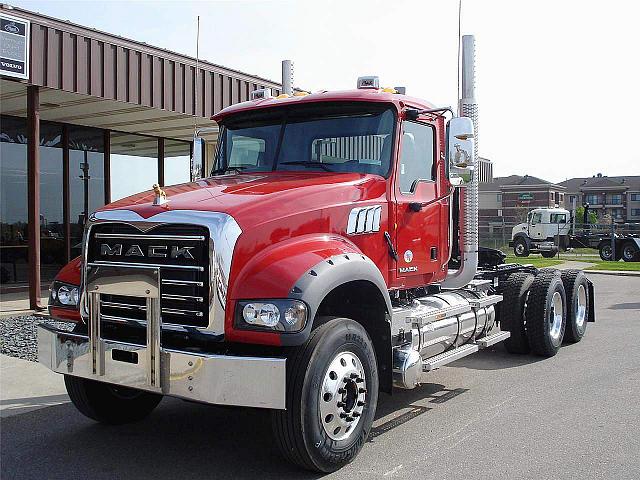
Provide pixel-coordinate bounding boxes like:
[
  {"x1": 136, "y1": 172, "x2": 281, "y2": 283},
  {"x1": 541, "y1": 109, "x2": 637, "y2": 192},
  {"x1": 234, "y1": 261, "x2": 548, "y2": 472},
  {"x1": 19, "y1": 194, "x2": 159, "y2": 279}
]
[
  {"x1": 38, "y1": 325, "x2": 286, "y2": 409},
  {"x1": 38, "y1": 262, "x2": 285, "y2": 410}
]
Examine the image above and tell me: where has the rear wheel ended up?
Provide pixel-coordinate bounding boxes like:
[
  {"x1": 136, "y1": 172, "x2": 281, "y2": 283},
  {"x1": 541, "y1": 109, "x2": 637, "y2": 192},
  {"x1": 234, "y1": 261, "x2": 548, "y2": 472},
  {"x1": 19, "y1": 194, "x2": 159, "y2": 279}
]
[
  {"x1": 560, "y1": 270, "x2": 589, "y2": 343},
  {"x1": 599, "y1": 242, "x2": 620, "y2": 261},
  {"x1": 513, "y1": 237, "x2": 530, "y2": 257},
  {"x1": 500, "y1": 272, "x2": 535, "y2": 354},
  {"x1": 621, "y1": 242, "x2": 639, "y2": 262},
  {"x1": 272, "y1": 317, "x2": 378, "y2": 472},
  {"x1": 64, "y1": 376, "x2": 162, "y2": 424},
  {"x1": 525, "y1": 271, "x2": 567, "y2": 357}
]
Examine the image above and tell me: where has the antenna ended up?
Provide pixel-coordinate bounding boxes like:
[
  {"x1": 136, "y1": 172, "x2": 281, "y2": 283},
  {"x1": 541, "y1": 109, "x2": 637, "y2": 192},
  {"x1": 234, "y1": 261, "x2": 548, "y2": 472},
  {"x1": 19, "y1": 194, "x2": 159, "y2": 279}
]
[
  {"x1": 456, "y1": 0, "x2": 462, "y2": 116},
  {"x1": 193, "y1": 15, "x2": 200, "y2": 136}
]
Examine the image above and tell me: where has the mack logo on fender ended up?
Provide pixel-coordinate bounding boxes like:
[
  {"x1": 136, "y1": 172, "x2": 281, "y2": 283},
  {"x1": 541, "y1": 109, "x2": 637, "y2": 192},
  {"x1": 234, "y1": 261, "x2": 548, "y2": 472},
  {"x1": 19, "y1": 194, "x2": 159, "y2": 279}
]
[{"x1": 100, "y1": 243, "x2": 196, "y2": 260}]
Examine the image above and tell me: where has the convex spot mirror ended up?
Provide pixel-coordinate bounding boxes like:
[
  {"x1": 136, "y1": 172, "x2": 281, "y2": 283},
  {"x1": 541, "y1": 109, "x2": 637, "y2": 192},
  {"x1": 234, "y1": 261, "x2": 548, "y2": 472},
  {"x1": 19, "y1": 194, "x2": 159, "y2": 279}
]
[
  {"x1": 191, "y1": 136, "x2": 205, "y2": 181},
  {"x1": 446, "y1": 117, "x2": 475, "y2": 185}
]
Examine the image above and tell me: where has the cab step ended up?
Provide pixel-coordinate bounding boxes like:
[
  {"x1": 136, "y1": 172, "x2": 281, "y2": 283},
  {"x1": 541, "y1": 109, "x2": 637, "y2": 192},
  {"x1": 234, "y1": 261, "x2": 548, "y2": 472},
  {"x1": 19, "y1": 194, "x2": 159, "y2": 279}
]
[
  {"x1": 476, "y1": 330, "x2": 511, "y2": 348},
  {"x1": 422, "y1": 343, "x2": 478, "y2": 372}
]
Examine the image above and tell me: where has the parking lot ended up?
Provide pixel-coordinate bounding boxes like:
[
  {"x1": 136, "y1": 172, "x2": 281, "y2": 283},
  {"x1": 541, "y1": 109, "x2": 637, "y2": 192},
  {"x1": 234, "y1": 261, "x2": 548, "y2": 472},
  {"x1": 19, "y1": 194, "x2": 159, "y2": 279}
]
[{"x1": 2, "y1": 274, "x2": 639, "y2": 480}]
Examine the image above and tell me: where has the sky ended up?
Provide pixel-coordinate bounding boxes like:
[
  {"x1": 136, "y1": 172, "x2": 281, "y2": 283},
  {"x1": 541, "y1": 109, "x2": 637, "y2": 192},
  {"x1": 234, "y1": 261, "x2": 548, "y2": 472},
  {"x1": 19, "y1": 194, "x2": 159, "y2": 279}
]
[{"x1": 9, "y1": 0, "x2": 640, "y2": 183}]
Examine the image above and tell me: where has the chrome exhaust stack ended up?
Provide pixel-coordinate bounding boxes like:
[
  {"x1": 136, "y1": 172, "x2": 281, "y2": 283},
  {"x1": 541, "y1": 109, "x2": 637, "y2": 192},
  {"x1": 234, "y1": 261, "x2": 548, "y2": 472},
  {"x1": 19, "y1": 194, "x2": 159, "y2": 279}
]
[{"x1": 442, "y1": 35, "x2": 479, "y2": 290}]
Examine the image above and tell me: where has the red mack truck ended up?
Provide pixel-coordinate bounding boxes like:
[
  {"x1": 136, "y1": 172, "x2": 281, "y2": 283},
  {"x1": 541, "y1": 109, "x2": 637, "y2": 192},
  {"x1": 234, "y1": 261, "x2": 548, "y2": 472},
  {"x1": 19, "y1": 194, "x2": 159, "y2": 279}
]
[{"x1": 40, "y1": 36, "x2": 594, "y2": 472}]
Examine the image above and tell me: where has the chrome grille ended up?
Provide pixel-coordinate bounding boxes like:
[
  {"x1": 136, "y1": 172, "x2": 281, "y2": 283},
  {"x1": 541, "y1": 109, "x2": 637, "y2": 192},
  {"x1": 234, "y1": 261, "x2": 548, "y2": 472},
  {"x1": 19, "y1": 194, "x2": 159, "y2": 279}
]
[{"x1": 87, "y1": 224, "x2": 209, "y2": 328}]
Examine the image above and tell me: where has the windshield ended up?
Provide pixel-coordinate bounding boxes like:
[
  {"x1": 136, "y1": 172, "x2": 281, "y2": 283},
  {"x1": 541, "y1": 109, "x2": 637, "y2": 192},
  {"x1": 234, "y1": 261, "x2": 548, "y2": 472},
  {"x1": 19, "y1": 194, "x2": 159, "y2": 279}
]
[{"x1": 213, "y1": 103, "x2": 396, "y2": 176}]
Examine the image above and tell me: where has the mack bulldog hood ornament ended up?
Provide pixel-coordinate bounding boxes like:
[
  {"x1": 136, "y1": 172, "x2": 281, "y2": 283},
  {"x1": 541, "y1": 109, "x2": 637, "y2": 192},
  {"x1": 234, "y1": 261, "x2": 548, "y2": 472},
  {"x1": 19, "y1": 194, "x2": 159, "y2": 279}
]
[{"x1": 152, "y1": 183, "x2": 169, "y2": 206}]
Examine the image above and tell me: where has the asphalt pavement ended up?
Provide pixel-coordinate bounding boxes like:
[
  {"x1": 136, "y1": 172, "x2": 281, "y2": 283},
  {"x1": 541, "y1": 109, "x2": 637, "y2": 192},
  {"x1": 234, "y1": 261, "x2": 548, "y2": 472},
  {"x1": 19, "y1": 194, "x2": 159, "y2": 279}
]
[{"x1": 2, "y1": 274, "x2": 639, "y2": 480}]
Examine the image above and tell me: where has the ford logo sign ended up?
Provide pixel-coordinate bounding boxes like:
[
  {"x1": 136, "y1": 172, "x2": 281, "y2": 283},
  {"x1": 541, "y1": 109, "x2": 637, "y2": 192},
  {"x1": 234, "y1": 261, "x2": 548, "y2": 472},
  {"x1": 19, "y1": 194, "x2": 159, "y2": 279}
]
[{"x1": 4, "y1": 22, "x2": 20, "y2": 34}]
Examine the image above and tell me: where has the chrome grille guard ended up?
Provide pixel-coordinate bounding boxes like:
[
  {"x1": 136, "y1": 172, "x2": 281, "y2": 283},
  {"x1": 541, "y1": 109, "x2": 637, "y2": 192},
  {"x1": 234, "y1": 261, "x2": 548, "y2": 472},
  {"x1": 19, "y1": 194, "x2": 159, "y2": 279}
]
[{"x1": 81, "y1": 209, "x2": 242, "y2": 338}]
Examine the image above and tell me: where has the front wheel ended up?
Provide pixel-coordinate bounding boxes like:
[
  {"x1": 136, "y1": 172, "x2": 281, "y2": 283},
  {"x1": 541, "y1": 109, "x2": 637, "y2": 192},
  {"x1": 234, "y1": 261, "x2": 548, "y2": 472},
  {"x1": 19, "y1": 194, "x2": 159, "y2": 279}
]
[
  {"x1": 513, "y1": 237, "x2": 530, "y2": 257},
  {"x1": 272, "y1": 317, "x2": 378, "y2": 472},
  {"x1": 64, "y1": 376, "x2": 162, "y2": 424}
]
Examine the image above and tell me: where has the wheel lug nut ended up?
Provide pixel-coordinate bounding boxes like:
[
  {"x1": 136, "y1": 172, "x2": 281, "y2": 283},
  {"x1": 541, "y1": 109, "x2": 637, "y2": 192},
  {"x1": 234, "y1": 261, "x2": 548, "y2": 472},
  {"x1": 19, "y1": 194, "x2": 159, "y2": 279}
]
[
  {"x1": 350, "y1": 373, "x2": 358, "y2": 379},
  {"x1": 346, "y1": 416, "x2": 354, "y2": 422},
  {"x1": 355, "y1": 378, "x2": 364, "y2": 383}
]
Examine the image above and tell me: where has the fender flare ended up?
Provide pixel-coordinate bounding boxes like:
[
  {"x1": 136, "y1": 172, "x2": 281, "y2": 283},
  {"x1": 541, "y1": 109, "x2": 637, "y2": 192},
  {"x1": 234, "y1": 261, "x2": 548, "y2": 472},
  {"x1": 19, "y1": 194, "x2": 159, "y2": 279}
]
[
  {"x1": 283, "y1": 252, "x2": 393, "y2": 346},
  {"x1": 512, "y1": 232, "x2": 532, "y2": 249}
]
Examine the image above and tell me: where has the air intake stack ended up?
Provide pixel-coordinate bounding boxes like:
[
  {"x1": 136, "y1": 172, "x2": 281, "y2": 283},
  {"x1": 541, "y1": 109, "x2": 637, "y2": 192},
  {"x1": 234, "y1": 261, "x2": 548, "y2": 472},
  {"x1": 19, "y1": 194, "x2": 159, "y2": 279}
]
[{"x1": 442, "y1": 34, "x2": 479, "y2": 289}]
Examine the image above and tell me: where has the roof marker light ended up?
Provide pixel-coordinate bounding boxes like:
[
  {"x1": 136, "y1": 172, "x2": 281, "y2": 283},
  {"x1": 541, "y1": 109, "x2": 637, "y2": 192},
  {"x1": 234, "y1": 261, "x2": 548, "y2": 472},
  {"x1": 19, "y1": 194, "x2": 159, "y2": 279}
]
[
  {"x1": 381, "y1": 87, "x2": 397, "y2": 94},
  {"x1": 250, "y1": 88, "x2": 272, "y2": 100},
  {"x1": 293, "y1": 91, "x2": 310, "y2": 96},
  {"x1": 357, "y1": 76, "x2": 379, "y2": 89},
  {"x1": 275, "y1": 93, "x2": 290, "y2": 99}
]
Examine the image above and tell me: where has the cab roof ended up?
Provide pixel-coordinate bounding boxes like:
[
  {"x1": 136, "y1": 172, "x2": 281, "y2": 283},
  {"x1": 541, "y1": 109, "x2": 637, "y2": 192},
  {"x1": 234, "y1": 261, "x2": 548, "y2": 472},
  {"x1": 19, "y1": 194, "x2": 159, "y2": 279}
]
[{"x1": 211, "y1": 88, "x2": 437, "y2": 123}]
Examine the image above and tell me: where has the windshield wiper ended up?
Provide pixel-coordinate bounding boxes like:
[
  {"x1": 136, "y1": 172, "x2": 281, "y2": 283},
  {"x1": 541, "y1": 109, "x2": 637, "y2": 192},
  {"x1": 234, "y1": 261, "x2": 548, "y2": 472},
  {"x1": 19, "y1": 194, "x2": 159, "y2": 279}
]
[
  {"x1": 280, "y1": 161, "x2": 333, "y2": 172},
  {"x1": 210, "y1": 165, "x2": 246, "y2": 175}
]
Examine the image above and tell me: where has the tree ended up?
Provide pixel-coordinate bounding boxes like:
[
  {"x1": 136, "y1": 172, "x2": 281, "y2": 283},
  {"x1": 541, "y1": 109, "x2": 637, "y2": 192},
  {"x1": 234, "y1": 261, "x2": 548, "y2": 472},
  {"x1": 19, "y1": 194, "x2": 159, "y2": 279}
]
[{"x1": 575, "y1": 206, "x2": 598, "y2": 226}]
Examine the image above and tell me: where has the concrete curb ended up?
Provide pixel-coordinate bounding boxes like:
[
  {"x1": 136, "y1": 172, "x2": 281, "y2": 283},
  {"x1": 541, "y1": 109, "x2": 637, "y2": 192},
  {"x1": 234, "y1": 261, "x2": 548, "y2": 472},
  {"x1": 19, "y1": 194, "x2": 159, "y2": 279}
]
[{"x1": 584, "y1": 269, "x2": 640, "y2": 277}]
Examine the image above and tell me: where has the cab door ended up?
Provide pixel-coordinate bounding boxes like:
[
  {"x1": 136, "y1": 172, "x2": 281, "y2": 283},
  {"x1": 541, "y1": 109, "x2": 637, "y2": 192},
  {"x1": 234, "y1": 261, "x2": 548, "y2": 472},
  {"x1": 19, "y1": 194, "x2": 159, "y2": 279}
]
[
  {"x1": 393, "y1": 120, "x2": 442, "y2": 286},
  {"x1": 528, "y1": 211, "x2": 545, "y2": 239}
]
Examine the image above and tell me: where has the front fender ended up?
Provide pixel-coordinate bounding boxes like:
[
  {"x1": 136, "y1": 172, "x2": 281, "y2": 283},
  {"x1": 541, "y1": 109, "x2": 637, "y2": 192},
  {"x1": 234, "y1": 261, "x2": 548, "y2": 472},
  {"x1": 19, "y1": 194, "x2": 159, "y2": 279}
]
[{"x1": 226, "y1": 233, "x2": 392, "y2": 345}]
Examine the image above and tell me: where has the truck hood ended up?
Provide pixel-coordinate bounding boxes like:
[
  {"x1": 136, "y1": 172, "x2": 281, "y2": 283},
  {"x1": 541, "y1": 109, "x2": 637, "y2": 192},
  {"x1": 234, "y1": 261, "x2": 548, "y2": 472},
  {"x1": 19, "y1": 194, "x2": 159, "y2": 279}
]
[{"x1": 101, "y1": 172, "x2": 388, "y2": 228}]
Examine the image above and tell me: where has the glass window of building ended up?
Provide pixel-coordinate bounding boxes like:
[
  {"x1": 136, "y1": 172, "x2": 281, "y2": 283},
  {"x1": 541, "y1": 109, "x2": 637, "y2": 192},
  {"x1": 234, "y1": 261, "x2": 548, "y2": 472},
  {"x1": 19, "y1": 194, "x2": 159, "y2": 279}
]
[
  {"x1": 164, "y1": 139, "x2": 191, "y2": 186},
  {"x1": 69, "y1": 126, "x2": 104, "y2": 258},
  {"x1": 39, "y1": 122, "x2": 65, "y2": 282},
  {"x1": 110, "y1": 132, "x2": 158, "y2": 200},
  {"x1": 0, "y1": 115, "x2": 28, "y2": 285},
  {"x1": 610, "y1": 194, "x2": 622, "y2": 205}
]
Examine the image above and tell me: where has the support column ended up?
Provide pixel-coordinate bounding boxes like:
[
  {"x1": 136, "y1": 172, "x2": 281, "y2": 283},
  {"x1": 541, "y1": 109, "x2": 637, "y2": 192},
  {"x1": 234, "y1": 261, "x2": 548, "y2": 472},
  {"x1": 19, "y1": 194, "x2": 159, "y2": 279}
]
[
  {"x1": 157, "y1": 137, "x2": 165, "y2": 187},
  {"x1": 103, "y1": 130, "x2": 111, "y2": 204},
  {"x1": 27, "y1": 85, "x2": 43, "y2": 310},
  {"x1": 62, "y1": 125, "x2": 71, "y2": 263}
]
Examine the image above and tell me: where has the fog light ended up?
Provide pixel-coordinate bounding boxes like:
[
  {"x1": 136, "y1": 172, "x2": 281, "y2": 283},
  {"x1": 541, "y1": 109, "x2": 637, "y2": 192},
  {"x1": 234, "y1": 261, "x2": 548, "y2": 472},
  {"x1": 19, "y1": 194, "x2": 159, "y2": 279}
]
[{"x1": 243, "y1": 303, "x2": 280, "y2": 327}]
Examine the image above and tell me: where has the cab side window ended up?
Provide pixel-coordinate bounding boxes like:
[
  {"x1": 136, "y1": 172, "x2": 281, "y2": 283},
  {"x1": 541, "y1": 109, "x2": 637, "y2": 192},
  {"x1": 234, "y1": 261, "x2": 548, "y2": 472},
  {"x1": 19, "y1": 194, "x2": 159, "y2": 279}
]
[
  {"x1": 531, "y1": 212, "x2": 542, "y2": 224},
  {"x1": 398, "y1": 121, "x2": 435, "y2": 194}
]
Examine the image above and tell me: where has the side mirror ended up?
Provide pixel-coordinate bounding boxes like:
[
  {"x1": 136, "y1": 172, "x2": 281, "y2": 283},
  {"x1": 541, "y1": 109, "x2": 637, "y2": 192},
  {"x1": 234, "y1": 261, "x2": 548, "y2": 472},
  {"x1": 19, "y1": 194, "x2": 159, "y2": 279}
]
[
  {"x1": 191, "y1": 136, "x2": 205, "y2": 181},
  {"x1": 446, "y1": 117, "x2": 475, "y2": 185}
]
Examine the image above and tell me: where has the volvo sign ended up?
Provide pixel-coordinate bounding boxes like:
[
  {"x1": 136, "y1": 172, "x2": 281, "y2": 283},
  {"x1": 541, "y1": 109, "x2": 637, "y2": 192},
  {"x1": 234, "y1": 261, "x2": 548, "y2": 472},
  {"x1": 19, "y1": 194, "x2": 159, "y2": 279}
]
[{"x1": 0, "y1": 13, "x2": 29, "y2": 80}]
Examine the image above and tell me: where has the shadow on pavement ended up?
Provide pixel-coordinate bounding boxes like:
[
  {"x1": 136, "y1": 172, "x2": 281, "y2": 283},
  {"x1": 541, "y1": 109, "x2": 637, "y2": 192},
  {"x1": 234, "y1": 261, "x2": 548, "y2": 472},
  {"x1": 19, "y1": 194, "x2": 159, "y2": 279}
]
[
  {"x1": 1, "y1": 382, "x2": 465, "y2": 480},
  {"x1": 446, "y1": 346, "x2": 545, "y2": 370}
]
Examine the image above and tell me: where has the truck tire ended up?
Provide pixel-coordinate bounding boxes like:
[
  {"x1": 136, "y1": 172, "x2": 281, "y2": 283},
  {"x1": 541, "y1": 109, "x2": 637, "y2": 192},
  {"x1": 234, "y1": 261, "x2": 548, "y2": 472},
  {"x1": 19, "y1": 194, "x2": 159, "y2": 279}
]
[
  {"x1": 500, "y1": 272, "x2": 535, "y2": 354},
  {"x1": 64, "y1": 376, "x2": 162, "y2": 424},
  {"x1": 560, "y1": 270, "x2": 589, "y2": 343},
  {"x1": 513, "y1": 237, "x2": 530, "y2": 257},
  {"x1": 525, "y1": 271, "x2": 566, "y2": 357},
  {"x1": 621, "y1": 241, "x2": 639, "y2": 262},
  {"x1": 598, "y1": 242, "x2": 620, "y2": 261},
  {"x1": 271, "y1": 317, "x2": 378, "y2": 472},
  {"x1": 541, "y1": 250, "x2": 557, "y2": 258}
]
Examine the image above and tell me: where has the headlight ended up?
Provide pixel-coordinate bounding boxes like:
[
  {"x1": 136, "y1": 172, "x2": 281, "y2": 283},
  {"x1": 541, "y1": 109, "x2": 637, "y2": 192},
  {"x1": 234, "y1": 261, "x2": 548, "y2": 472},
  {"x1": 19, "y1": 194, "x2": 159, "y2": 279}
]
[
  {"x1": 50, "y1": 281, "x2": 79, "y2": 307},
  {"x1": 236, "y1": 299, "x2": 308, "y2": 332}
]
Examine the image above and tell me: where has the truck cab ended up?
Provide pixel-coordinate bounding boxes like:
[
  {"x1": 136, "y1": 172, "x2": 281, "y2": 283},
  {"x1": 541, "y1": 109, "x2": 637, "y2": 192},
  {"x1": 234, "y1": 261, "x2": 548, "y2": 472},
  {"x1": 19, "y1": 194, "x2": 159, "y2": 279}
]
[{"x1": 511, "y1": 207, "x2": 571, "y2": 257}]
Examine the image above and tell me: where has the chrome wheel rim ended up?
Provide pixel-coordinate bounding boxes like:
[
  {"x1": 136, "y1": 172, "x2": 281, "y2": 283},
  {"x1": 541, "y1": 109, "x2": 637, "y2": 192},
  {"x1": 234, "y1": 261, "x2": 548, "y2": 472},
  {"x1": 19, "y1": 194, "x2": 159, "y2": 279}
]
[
  {"x1": 576, "y1": 284, "x2": 587, "y2": 329},
  {"x1": 515, "y1": 243, "x2": 525, "y2": 255},
  {"x1": 601, "y1": 246, "x2": 612, "y2": 259},
  {"x1": 549, "y1": 291, "x2": 564, "y2": 342},
  {"x1": 623, "y1": 246, "x2": 634, "y2": 260},
  {"x1": 319, "y1": 351, "x2": 367, "y2": 441}
]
